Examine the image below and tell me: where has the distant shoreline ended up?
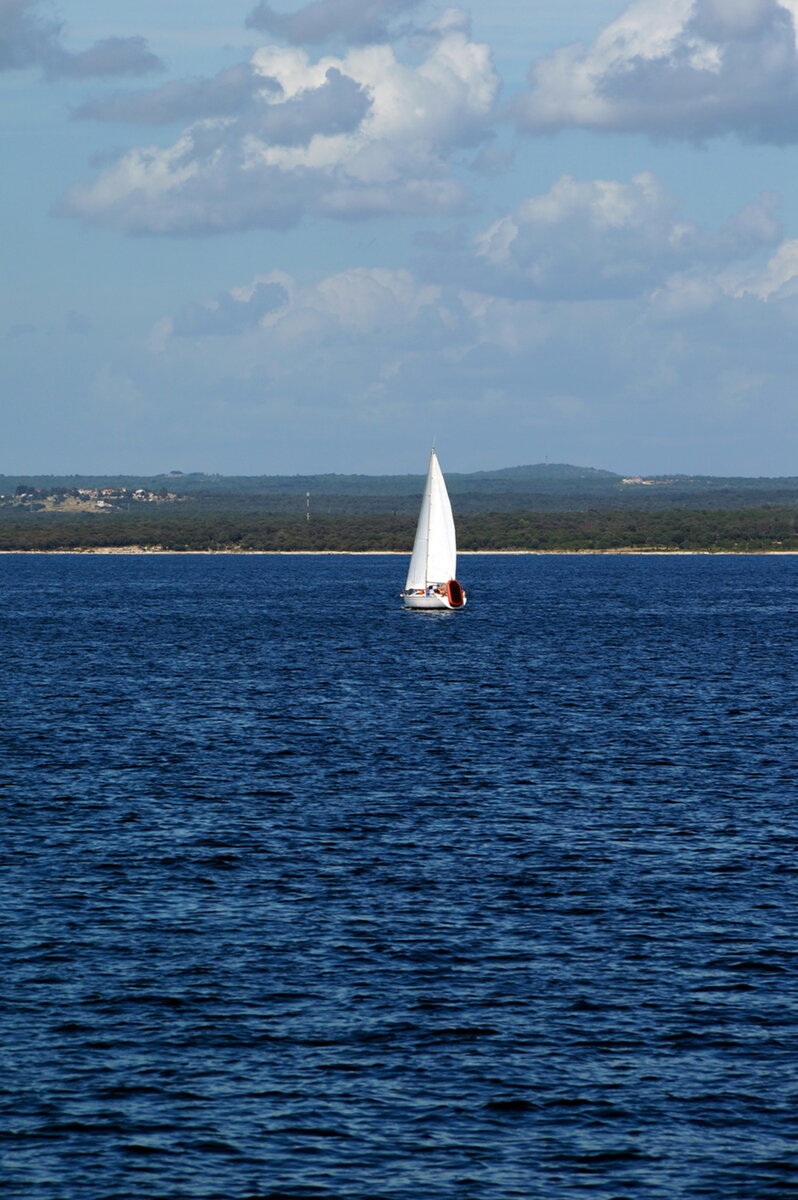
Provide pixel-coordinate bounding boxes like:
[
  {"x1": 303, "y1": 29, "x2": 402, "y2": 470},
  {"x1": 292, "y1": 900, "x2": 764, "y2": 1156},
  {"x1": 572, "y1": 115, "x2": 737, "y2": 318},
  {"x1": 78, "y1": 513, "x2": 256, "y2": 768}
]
[{"x1": 3, "y1": 547, "x2": 798, "y2": 557}]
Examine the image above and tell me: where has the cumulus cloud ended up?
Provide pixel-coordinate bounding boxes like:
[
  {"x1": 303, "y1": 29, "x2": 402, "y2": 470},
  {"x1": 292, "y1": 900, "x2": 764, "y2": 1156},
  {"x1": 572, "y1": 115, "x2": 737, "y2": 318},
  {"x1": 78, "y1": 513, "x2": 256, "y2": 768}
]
[
  {"x1": 147, "y1": 237, "x2": 798, "y2": 476},
  {"x1": 159, "y1": 177, "x2": 787, "y2": 354},
  {"x1": 74, "y1": 64, "x2": 369, "y2": 145},
  {"x1": 46, "y1": 36, "x2": 162, "y2": 79},
  {"x1": 468, "y1": 143, "x2": 514, "y2": 176},
  {"x1": 0, "y1": 0, "x2": 162, "y2": 77},
  {"x1": 162, "y1": 268, "x2": 444, "y2": 356},
  {"x1": 172, "y1": 279, "x2": 289, "y2": 336},
  {"x1": 246, "y1": 0, "x2": 423, "y2": 46},
  {"x1": 252, "y1": 67, "x2": 372, "y2": 142},
  {"x1": 74, "y1": 64, "x2": 278, "y2": 125},
  {"x1": 0, "y1": 0, "x2": 60, "y2": 70},
  {"x1": 722, "y1": 237, "x2": 798, "y2": 298},
  {"x1": 57, "y1": 27, "x2": 498, "y2": 234},
  {"x1": 131, "y1": 168, "x2": 798, "y2": 478},
  {"x1": 514, "y1": 0, "x2": 798, "y2": 143},
  {"x1": 161, "y1": 189, "x2": 790, "y2": 349},
  {"x1": 419, "y1": 173, "x2": 781, "y2": 300},
  {"x1": 155, "y1": 266, "x2": 468, "y2": 440}
]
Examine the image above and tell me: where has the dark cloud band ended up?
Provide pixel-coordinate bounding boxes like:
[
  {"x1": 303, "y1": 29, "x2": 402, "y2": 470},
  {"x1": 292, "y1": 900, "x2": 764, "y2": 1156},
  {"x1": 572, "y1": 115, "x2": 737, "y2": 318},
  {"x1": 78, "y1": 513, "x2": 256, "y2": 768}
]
[{"x1": 0, "y1": 0, "x2": 163, "y2": 77}]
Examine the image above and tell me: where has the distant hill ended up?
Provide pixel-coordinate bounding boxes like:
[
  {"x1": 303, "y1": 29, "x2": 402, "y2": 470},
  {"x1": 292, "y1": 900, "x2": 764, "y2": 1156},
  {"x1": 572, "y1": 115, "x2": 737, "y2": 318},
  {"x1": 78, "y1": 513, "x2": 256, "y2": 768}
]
[
  {"x1": 0, "y1": 463, "x2": 622, "y2": 502},
  {"x1": 465, "y1": 463, "x2": 621, "y2": 482},
  {"x1": 3, "y1": 464, "x2": 798, "y2": 514}
]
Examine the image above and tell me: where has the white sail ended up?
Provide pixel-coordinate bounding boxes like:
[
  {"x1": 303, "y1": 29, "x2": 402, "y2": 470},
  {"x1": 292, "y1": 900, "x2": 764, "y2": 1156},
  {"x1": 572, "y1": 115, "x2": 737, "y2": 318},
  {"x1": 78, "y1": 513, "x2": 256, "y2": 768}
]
[{"x1": 405, "y1": 450, "x2": 457, "y2": 590}]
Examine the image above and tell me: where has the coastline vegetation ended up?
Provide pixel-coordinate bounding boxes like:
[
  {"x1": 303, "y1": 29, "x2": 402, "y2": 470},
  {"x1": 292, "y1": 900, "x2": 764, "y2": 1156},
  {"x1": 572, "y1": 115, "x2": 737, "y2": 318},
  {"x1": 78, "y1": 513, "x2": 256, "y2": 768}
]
[{"x1": 1, "y1": 506, "x2": 798, "y2": 553}]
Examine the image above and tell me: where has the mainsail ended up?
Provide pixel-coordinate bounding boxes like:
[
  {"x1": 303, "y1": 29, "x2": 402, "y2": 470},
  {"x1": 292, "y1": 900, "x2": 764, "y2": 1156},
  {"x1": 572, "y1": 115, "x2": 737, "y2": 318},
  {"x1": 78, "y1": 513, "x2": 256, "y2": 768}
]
[{"x1": 405, "y1": 449, "x2": 457, "y2": 590}]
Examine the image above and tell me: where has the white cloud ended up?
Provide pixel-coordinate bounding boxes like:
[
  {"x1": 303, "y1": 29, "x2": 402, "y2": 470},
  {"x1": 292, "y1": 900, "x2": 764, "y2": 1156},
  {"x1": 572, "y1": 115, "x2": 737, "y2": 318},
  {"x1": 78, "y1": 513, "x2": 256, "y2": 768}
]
[
  {"x1": 514, "y1": 0, "x2": 798, "y2": 143},
  {"x1": 171, "y1": 279, "x2": 289, "y2": 336},
  {"x1": 158, "y1": 178, "x2": 788, "y2": 353},
  {"x1": 140, "y1": 183, "x2": 798, "y2": 473},
  {"x1": 647, "y1": 273, "x2": 724, "y2": 321},
  {"x1": 723, "y1": 237, "x2": 798, "y2": 297},
  {"x1": 56, "y1": 26, "x2": 499, "y2": 235},
  {"x1": 164, "y1": 267, "x2": 442, "y2": 343},
  {"x1": 419, "y1": 173, "x2": 781, "y2": 299},
  {"x1": 312, "y1": 267, "x2": 441, "y2": 328}
]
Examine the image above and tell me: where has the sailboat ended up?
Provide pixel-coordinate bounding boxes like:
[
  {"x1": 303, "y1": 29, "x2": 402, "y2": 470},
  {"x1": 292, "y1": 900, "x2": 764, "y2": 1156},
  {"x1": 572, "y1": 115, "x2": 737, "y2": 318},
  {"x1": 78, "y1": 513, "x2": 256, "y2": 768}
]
[{"x1": 402, "y1": 449, "x2": 467, "y2": 610}]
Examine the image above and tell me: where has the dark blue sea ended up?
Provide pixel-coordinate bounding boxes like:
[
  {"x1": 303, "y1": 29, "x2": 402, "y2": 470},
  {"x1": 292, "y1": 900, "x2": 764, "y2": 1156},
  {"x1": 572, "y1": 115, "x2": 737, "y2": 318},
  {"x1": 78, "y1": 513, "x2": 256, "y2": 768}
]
[{"x1": 4, "y1": 552, "x2": 798, "y2": 1200}]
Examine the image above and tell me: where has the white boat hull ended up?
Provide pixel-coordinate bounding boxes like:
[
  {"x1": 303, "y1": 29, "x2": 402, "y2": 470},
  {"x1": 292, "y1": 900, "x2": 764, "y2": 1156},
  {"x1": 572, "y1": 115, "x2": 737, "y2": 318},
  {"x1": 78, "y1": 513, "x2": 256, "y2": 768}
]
[{"x1": 403, "y1": 590, "x2": 467, "y2": 610}]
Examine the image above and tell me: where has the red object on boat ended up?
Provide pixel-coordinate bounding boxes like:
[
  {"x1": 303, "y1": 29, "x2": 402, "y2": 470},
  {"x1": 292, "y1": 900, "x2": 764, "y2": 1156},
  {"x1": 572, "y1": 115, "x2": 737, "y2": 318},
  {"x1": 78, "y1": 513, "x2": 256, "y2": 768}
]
[{"x1": 446, "y1": 579, "x2": 465, "y2": 608}]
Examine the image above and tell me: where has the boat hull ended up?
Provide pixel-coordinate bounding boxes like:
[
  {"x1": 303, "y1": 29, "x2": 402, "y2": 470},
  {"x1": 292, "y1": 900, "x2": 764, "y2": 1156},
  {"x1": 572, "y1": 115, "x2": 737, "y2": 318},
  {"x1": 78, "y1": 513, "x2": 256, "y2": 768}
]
[
  {"x1": 403, "y1": 587, "x2": 467, "y2": 610},
  {"x1": 404, "y1": 594, "x2": 452, "y2": 609}
]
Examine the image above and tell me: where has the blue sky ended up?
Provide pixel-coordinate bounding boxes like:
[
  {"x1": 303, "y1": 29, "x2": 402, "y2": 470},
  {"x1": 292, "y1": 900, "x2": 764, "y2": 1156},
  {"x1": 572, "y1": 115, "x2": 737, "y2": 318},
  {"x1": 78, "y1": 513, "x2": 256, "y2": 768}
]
[{"x1": 4, "y1": 0, "x2": 798, "y2": 475}]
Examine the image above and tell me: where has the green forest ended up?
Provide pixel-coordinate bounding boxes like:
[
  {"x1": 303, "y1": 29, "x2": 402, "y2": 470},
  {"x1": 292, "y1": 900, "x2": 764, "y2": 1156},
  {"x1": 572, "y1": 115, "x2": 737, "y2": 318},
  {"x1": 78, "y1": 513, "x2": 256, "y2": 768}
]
[{"x1": 2, "y1": 506, "x2": 798, "y2": 553}]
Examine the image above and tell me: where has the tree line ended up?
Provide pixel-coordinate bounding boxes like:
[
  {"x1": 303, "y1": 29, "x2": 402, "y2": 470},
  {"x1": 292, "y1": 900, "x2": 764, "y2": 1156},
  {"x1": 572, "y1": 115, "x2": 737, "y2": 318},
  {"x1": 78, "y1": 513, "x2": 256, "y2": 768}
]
[{"x1": 2, "y1": 506, "x2": 798, "y2": 552}]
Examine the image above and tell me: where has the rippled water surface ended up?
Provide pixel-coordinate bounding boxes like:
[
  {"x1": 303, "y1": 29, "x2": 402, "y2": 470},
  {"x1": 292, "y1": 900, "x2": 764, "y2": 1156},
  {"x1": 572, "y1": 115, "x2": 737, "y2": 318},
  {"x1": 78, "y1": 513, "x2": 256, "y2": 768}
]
[{"x1": 3, "y1": 552, "x2": 798, "y2": 1199}]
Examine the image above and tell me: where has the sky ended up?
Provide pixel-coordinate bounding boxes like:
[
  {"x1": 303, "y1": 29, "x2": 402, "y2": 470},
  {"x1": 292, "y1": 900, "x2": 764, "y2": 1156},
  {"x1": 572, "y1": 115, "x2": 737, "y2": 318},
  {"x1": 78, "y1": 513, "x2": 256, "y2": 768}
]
[{"x1": 5, "y1": 0, "x2": 798, "y2": 476}]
